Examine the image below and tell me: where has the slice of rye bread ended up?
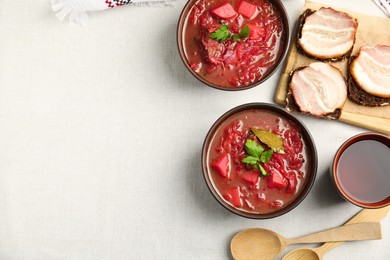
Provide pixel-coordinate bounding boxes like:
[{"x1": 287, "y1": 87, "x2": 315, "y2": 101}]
[
  {"x1": 347, "y1": 56, "x2": 390, "y2": 107},
  {"x1": 296, "y1": 9, "x2": 356, "y2": 62},
  {"x1": 285, "y1": 66, "x2": 342, "y2": 120}
]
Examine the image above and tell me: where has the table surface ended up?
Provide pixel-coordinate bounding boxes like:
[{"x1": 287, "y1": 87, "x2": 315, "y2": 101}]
[{"x1": 0, "y1": 0, "x2": 388, "y2": 259}]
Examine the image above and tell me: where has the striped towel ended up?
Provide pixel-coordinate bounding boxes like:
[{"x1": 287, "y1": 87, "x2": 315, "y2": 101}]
[
  {"x1": 51, "y1": 0, "x2": 176, "y2": 25},
  {"x1": 373, "y1": 0, "x2": 390, "y2": 17}
]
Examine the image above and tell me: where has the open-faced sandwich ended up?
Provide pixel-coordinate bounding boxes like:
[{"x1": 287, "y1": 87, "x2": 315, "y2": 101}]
[
  {"x1": 286, "y1": 62, "x2": 347, "y2": 119},
  {"x1": 297, "y1": 7, "x2": 358, "y2": 62},
  {"x1": 348, "y1": 45, "x2": 390, "y2": 107}
]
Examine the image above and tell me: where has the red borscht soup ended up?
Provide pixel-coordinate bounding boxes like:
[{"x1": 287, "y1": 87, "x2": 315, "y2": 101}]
[
  {"x1": 204, "y1": 105, "x2": 315, "y2": 215},
  {"x1": 181, "y1": 0, "x2": 286, "y2": 88}
]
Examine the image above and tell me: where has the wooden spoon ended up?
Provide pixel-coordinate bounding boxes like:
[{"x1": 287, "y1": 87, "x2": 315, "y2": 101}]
[
  {"x1": 282, "y1": 205, "x2": 390, "y2": 260},
  {"x1": 230, "y1": 222, "x2": 381, "y2": 260}
]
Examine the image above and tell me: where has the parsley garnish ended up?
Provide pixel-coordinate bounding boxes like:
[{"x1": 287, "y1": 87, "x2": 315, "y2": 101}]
[
  {"x1": 239, "y1": 25, "x2": 250, "y2": 38},
  {"x1": 233, "y1": 25, "x2": 250, "y2": 42},
  {"x1": 242, "y1": 139, "x2": 274, "y2": 176},
  {"x1": 210, "y1": 25, "x2": 231, "y2": 43},
  {"x1": 211, "y1": 25, "x2": 251, "y2": 43}
]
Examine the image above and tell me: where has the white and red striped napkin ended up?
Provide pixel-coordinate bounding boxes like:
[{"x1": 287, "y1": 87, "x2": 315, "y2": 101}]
[{"x1": 51, "y1": 0, "x2": 176, "y2": 25}]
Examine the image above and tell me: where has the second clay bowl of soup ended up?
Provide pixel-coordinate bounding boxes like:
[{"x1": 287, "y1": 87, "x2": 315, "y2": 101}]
[
  {"x1": 201, "y1": 103, "x2": 317, "y2": 219},
  {"x1": 331, "y1": 133, "x2": 390, "y2": 208},
  {"x1": 177, "y1": 0, "x2": 290, "y2": 90}
]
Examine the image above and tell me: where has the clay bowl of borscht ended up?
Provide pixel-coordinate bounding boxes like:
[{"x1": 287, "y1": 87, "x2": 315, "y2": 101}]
[
  {"x1": 331, "y1": 133, "x2": 390, "y2": 209},
  {"x1": 177, "y1": 0, "x2": 290, "y2": 90},
  {"x1": 202, "y1": 103, "x2": 317, "y2": 219}
]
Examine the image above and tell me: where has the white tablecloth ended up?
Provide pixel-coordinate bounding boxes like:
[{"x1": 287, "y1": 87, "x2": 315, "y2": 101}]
[{"x1": 0, "y1": 0, "x2": 388, "y2": 259}]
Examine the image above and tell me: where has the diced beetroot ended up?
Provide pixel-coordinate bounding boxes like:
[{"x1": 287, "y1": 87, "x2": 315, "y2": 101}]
[
  {"x1": 268, "y1": 170, "x2": 287, "y2": 189},
  {"x1": 211, "y1": 153, "x2": 230, "y2": 178},
  {"x1": 211, "y1": 3, "x2": 238, "y2": 19},
  {"x1": 237, "y1": 1, "x2": 258, "y2": 19},
  {"x1": 241, "y1": 170, "x2": 259, "y2": 184},
  {"x1": 230, "y1": 187, "x2": 242, "y2": 207},
  {"x1": 247, "y1": 24, "x2": 265, "y2": 40}
]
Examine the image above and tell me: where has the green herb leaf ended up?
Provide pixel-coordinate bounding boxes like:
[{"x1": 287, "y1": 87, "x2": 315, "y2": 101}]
[
  {"x1": 251, "y1": 128, "x2": 285, "y2": 153},
  {"x1": 242, "y1": 156, "x2": 258, "y2": 165},
  {"x1": 242, "y1": 138, "x2": 272, "y2": 177},
  {"x1": 239, "y1": 25, "x2": 250, "y2": 39},
  {"x1": 258, "y1": 164, "x2": 268, "y2": 176},
  {"x1": 244, "y1": 139, "x2": 264, "y2": 158},
  {"x1": 210, "y1": 25, "x2": 231, "y2": 43},
  {"x1": 260, "y1": 149, "x2": 274, "y2": 163},
  {"x1": 232, "y1": 25, "x2": 250, "y2": 42}
]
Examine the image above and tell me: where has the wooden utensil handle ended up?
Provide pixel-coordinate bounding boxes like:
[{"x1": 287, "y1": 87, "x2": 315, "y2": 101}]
[
  {"x1": 316, "y1": 206, "x2": 390, "y2": 256},
  {"x1": 290, "y1": 222, "x2": 381, "y2": 244},
  {"x1": 339, "y1": 111, "x2": 390, "y2": 135}
]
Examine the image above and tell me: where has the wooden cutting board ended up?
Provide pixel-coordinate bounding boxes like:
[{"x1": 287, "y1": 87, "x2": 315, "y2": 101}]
[{"x1": 275, "y1": 1, "x2": 390, "y2": 135}]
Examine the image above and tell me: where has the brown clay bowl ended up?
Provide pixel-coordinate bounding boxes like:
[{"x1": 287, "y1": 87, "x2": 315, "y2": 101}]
[
  {"x1": 201, "y1": 103, "x2": 317, "y2": 219},
  {"x1": 177, "y1": 0, "x2": 290, "y2": 91}
]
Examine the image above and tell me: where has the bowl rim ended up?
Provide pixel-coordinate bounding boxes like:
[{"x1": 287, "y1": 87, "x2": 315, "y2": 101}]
[
  {"x1": 201, "y1": 102, "x2": 318, "y2": 219},
  {"x1": 331, "y1": 132, "x2": 390, "y2": 209},
  {"x1": 176, "y1": 0, "x2": 291, "y2": 91}
]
